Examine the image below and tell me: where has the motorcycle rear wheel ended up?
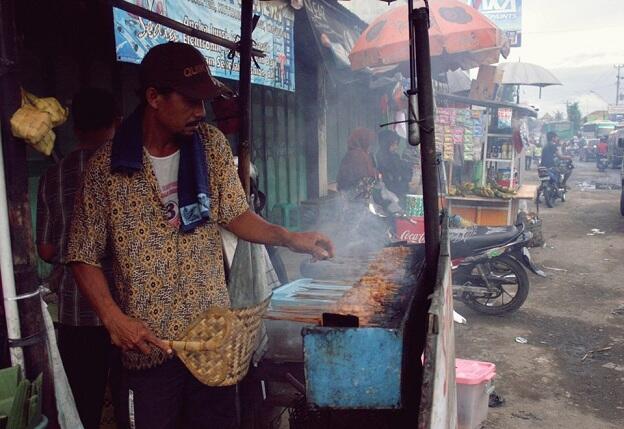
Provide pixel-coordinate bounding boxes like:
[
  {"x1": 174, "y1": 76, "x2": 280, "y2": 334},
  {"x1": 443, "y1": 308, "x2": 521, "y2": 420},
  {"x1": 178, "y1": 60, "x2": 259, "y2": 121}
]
[
  {"x1": 544, "y1": 185, "x2": 556, "y2": 208},
  {"x1": 463, "y1": 255, "x2": 530, "y2": 315}
]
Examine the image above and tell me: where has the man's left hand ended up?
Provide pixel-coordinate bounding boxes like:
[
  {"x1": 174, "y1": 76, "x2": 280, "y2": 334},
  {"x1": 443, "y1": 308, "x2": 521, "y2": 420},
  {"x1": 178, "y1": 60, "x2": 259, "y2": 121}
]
[{"x1": 285, "y1": 231, "x2": 335, "y2": 260}]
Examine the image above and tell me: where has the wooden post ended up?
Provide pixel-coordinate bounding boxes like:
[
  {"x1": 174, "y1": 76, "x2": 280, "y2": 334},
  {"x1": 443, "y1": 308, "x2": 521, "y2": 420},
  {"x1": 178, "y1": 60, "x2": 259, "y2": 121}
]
[
  {"x1": 237, "y1": 0, "x2": 254, "y2": 196},
  {"x1": 0, "y1": 0, "x2": 57, "y2": 426}
]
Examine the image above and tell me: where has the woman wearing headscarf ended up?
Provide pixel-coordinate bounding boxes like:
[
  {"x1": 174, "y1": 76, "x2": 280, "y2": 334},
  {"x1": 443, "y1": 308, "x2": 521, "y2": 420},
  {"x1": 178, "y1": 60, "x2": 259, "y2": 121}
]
[
  {"x1": 336, "y1": 127, "x2": 377, "y2": 198},
  {"x1": 335, "y1": 128, "x2": 379, "y2": 245},
  {"x1": 376, "y1": 129, "x2": 413, "y2": 199}
]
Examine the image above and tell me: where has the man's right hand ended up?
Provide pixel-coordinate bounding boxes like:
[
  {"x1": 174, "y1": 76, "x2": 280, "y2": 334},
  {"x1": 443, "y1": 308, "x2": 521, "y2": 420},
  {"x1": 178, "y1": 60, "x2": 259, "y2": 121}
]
[{"x1": 104, "y1": 312, "x2": 172, "y2": 355}]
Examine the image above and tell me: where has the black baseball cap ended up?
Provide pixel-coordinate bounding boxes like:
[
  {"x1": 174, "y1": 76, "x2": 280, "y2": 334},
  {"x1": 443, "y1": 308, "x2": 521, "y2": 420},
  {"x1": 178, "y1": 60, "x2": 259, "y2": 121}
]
[{"x1": 139, "y1": 42, "x2": 232, "y2": 100}]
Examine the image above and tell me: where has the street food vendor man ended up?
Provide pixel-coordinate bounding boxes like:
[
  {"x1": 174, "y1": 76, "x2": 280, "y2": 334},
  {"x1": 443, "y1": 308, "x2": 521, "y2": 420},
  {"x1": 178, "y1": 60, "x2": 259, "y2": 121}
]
[{"x1": 67, "y1": 42, "x2": 334, "y2": 429}]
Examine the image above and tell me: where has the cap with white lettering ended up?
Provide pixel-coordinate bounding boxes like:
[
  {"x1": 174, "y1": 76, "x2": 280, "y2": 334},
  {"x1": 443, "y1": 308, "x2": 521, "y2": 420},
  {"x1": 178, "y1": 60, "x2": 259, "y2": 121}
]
[{"x1": 139, "y1": 42, "x2": 232, "y2": 100}]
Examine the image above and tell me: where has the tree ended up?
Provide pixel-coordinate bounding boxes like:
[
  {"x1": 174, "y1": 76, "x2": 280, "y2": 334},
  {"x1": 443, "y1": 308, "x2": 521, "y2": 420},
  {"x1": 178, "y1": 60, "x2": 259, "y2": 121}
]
[
  {"x1": 567, "y1": 102, "x2": 582, "y2": 134},
  {"x1": 553, "y1": 110, "x2": 565, "y2": 121}
]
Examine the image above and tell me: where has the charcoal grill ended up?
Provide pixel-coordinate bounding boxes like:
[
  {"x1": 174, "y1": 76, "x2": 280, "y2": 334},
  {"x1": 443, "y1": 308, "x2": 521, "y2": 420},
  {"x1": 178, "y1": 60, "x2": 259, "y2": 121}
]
[{"x1": 265, "y1": 243, "x2": 428, "y2": 409}]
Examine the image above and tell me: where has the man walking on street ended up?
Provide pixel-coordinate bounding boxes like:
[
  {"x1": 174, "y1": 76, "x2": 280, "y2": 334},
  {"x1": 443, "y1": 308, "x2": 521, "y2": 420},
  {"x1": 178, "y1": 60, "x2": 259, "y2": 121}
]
[
  {"x1": 66, "y1": 42, "x2": 334, "y2": 429},
  {"x1": 37, "y1": 87, "x2": 121, "y2": 429}
]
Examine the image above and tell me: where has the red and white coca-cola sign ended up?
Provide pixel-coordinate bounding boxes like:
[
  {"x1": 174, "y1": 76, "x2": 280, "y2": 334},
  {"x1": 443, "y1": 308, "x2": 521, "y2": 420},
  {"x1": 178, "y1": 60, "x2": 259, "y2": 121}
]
[{"x1": 396, "y1": 217, "x2": 425, "y2": 243}]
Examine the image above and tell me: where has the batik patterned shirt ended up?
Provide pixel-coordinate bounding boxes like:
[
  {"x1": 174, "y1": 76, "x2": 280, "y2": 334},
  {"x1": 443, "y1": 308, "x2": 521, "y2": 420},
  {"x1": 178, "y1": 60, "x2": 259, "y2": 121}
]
[{"x1": 66, "y1": 124, "x2": 248, "y2": 369}]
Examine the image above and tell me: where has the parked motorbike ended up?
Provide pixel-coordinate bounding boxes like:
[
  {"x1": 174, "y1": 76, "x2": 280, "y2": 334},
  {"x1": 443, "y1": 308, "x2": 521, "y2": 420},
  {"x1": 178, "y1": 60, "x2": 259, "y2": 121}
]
[
  {"x1": 536, "y1": 159, "x2": 574, "y2": 208},
  {"x1": 450, "y1": 224, "x2": 545, "y2": 315},
  {"x1": 302, "y1": 195, "x2": 544, "y2": 316},
  {"x1": 597, "y1": 155, "x2": 608, "y2": 172}
]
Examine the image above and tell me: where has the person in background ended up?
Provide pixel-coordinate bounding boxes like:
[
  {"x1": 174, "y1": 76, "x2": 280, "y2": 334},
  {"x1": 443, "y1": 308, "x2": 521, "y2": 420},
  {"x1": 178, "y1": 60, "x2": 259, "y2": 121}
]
[
  {"x1": 376, "y1": 129, "x2": 413, "y2": 198},
  {"x1": 524, "y1": 142, "x2": 534, "y2": 170},
  {"x1": 37, "y1": 87, "x2": 121, "y2": 429},
  {"x1": 597, "y1": 136, "x2": 609, "y2": 158},
  {"x1": 533, "y1": 142, "x2": 542, "y2": 166},
  {"x1": 541, "y1": 131, "x2": 573, "y2": 187},
  {"x1": 540, "y1": 132, "x2": 570, "y2": 167},
  {"x1": 335, "y1": 127, "x2": 382, "y2": 254},
  {"x1": 336, "y1": 127, "x2": 377, "y2": 197}
]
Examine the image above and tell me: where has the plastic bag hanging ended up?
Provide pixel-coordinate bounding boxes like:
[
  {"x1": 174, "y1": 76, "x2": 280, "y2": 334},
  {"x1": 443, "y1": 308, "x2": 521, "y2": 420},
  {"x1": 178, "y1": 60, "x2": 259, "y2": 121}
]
[{"x1": 227, "y1": 239, "x2": 272, "y2": 308}]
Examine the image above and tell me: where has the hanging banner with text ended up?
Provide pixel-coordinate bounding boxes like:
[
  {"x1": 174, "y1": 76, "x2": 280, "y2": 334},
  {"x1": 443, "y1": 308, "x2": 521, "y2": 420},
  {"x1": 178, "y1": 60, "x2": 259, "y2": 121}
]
[
  {"x1": 113, "y1": 0, "x2": 295, "y2": 91},
  {"x1": 464, "y1": 0, "x2": 523, "y2": 47}
]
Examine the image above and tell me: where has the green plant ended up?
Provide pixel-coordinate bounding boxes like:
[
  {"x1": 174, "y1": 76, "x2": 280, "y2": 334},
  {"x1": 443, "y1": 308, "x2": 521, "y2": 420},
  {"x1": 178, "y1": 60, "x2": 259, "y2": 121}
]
[
  {"x1": 7, "y1": 379, "x2": 29, "y2": 429},
  {"x1": 0, "y1": 367, "x2": 43, "y2": 429}
]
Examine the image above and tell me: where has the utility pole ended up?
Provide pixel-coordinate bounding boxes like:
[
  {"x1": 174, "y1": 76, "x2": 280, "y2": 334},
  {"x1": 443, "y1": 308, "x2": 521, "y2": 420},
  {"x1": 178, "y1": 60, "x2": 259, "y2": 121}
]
[
  {"x1": 616, "y1": 64, "x2": 624, "y2": 105},
  {"x1": 237, "y1": 0, "x2": 253, "y2": 197}
]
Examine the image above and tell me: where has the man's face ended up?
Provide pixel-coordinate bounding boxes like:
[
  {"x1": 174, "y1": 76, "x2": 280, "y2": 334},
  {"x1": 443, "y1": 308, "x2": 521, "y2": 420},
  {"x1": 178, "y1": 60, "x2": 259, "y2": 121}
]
[{"x1": 150, "y1": 90, "x2": 206, "y2": 138}]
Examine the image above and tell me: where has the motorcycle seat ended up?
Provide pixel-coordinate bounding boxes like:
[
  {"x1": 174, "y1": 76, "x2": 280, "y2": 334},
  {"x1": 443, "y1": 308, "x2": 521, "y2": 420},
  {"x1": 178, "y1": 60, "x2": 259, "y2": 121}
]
[{"x1": 449, "y1": 225, "x2": 523, "y2": 259}]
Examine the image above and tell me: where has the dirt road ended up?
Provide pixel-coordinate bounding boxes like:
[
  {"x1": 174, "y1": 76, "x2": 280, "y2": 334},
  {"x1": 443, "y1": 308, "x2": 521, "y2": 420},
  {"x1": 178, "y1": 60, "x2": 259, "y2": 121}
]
[{"x1": 455, "y1": 161, "x2": 624, "y2": 428}]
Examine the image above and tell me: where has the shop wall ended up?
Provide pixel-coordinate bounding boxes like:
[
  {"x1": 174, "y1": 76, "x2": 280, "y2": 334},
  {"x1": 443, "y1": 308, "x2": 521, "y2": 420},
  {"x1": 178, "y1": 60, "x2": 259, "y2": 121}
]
[
  {"x1": 325, "y1": 79, "x2": 381, "y2": 185},
  {"x1": 16, "y1": 0, "x2": 379, "y2": 247},
  {"x1": 251, "y1": 85, "x2": 306, "y2": 225}
]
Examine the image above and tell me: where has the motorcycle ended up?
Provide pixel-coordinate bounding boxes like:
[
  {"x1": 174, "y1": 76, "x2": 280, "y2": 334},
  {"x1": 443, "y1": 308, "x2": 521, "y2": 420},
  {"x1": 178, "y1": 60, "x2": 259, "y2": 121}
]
[
  {"x1": 536, "y1": 159, "x2": 574, "y2": 208},
  {"x1": 301, "y1": 196, "x2": 544, "y2": 316},
  {"x1": 450, "y1": 223, "x2": 545, "y2": 315},
  {"x1": 597, "y1": 155, "x2": 608, "y2": 172}
]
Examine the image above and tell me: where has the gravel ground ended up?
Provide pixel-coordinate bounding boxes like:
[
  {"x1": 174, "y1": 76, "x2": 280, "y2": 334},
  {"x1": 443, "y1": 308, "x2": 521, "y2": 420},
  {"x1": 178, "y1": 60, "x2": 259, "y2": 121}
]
[{"x1": 455, "y1": 160, "x2": 624, "y2": 429}]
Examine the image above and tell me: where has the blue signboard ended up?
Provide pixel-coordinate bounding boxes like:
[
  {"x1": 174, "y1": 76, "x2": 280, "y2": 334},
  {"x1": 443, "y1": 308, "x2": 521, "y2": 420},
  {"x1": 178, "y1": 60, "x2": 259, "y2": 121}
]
[
  {"x1": 465, "y1": 0, "x2": 523, "y2": 47},
  {"x1": 113, "y1": 0, "x2": 295, "y2": 91}
]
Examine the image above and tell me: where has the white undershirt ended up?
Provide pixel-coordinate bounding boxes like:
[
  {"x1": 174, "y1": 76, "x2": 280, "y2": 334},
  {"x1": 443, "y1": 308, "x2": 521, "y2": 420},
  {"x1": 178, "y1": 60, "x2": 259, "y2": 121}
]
[{"x1": 149, "y1": 150, "x2": 180, "y2": 227}]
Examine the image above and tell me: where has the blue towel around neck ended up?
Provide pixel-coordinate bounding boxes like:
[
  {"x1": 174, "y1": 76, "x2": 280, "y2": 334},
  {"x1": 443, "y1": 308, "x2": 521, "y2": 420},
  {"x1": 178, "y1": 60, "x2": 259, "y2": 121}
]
[{"x1": 110, "y1": 107, "x2": 212, "y2": 232}]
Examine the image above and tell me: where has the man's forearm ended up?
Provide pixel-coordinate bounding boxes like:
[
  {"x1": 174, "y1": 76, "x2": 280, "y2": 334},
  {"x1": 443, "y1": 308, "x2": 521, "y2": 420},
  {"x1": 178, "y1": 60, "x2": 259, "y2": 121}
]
[
  {"x1": 70, "y1": 262, "x2": 171, "y2": 353},
  {"x1": 225, "y1": 210, "x2": 291, "y2": 247},
  {"x1": 70, "y1": 262, "x2": 124, "y2": 326},
  {"x1": 225, "y1": 209, "x2": 334, "y2": 259}
]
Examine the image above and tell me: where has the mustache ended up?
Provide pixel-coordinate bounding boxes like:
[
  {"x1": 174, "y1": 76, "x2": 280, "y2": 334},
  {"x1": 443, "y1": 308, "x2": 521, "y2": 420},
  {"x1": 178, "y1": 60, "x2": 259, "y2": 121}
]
[{"x1": 185, "y1": 120, "x2": 202, "y2": 127}]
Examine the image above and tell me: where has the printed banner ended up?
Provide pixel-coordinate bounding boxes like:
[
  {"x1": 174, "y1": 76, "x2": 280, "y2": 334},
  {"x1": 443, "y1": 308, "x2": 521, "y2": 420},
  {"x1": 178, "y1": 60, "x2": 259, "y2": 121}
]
[
  {"x1": 303, "y1": 0, "x2": 366, "y2": 83},
  {"x1": 464, "y1": 0, "x2": 523, "y2": 47},
  {"x1": 113, "y1": 0, "x2": 295, "y2": 91}
]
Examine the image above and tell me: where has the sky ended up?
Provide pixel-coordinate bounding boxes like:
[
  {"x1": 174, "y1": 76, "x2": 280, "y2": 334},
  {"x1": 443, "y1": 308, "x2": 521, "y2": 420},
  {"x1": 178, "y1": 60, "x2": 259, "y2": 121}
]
[
  {"x1": 504, "y1": 0, "x2": 624, "y2": 69},
  {"x1": 340, "y1": 0, "x2": 624, "y2": 116},
  {"x1": 503, "y1": 0, "x2": 624, "y2": 116}
]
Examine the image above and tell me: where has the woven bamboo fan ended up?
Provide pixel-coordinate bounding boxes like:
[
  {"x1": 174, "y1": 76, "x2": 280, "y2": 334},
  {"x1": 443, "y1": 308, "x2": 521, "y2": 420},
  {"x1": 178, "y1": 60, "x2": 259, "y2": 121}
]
[{"x1": 165, "y1": 298, "x2": 270, "y2": 386}]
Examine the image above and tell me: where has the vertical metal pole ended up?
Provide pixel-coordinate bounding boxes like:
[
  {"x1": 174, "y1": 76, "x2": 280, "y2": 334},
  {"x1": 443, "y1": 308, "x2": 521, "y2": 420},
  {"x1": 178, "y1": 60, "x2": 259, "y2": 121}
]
[
  {"x1": 412, "y1": 6, "x2": 440, "y2": 276},
  {"x1": 407, "y1": 0, "x2": 420, "y2": 147},
  {"x1": 408, "y1": 0, "x2": 417, "y2": 96},
  {"x1": 238, "y1": 0, "x2": 254, "y2": 196},
  {"x1": 0, "y1": 125, "x2": 24, "y2": 370}
]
